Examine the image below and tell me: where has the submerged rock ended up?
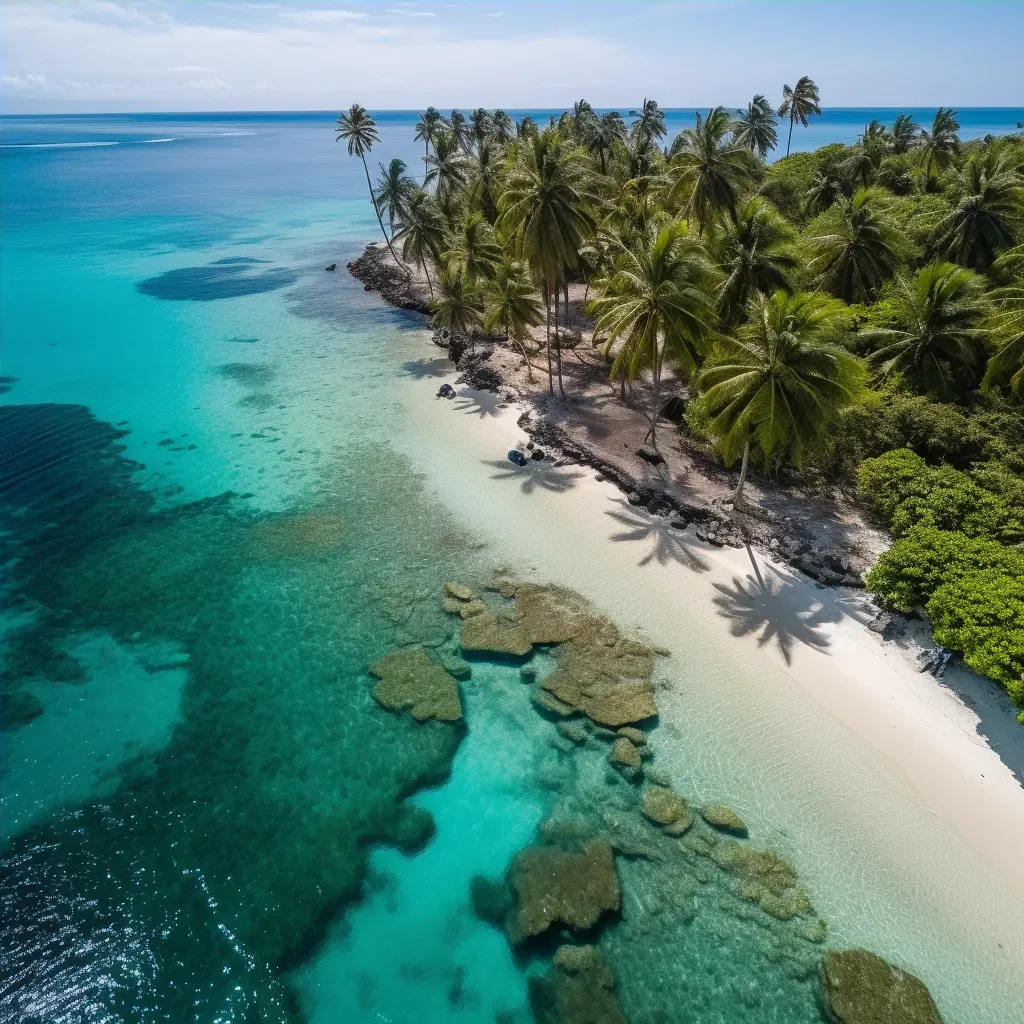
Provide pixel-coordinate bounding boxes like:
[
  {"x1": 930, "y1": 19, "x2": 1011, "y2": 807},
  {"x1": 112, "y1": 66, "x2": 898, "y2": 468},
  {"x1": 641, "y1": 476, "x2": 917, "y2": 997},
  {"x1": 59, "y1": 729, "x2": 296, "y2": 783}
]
[
  {"x1": 459, "y1": 610, "x2": 533, "y2": 657},
  {"x1": 819, "y1": 949, "x2": 944, "y2": 1024},
  {"x1": 530, "y1": 945, "x2": 626, "y2": 1024},
  {"x1": 616, "y1": 726, "x2": 646, "y2": 746},
  {"x1": 508, "y1": 840, "x2": 620, "y2": 943},
  {"x1": 701, "y1": 804, "x2": 748, "y2": 837},
  {"x1": 368, "y1": 647, "x2": 463, "y2": 722},
  {"x1": 640, "y1": 786, "x2": 688, "y2": 826},
  {"x1": 443, "y1": 581, "x2": 476, "y2": 602},
  {"x1": 608, "y1": 737, "x2": 641, "y2": 769},
  {"x1": 470, "y1": 875, "x2": 513, "y2": 928},
  {"x1": 385, "y1": 804, "x2": 436, "y2": 853}
]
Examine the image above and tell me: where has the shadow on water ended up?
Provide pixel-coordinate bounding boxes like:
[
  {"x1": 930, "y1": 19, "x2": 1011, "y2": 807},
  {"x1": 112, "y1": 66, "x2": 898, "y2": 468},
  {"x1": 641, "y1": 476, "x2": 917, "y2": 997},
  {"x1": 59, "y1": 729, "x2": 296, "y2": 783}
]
[
  {"x1": 482, "y1": 459, "x2": 584, "y2": 495},
  {"x1": 605, "y1": 499, "x2": 710, "y2": 571},
  {"x1": 712, "y1": 561, "x2": 838, "y2": 665},
  {"x1": 137, "y1": 258, "x2": 298, "y2": 301},
  {"x1": 0, "y1": 376, "x2": 17, "y2": 395},
  {"x1": 401, "y1": 358, "x2": 453, "y2": 380}
]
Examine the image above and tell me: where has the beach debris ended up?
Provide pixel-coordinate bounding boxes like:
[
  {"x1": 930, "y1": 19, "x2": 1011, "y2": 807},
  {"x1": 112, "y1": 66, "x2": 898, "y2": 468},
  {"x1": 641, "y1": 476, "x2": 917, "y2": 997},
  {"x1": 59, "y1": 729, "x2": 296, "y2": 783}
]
[
  {"x1": 608, "y1": 737, "x2": 641, "y2": 769},
  {"x1": 700, "y1": 804, "x2": 748, "y2": 837},
  {"x1": 508, "y1": 448, "x2": 529, "y2": 467},
  {"x1": 437, "y1": 383, "x2": 456, "y2": 399},
  {"x1": 507, "y1": 840, "x2": 620, "y2": 943},
  {"x1": 529, "y1": 945, "x2": 626, "y2": 1024},
  {"x1": 324, "y1": 263, "x2": 336, "y2": 271},
  {"x1": 636, "y1": 447, "x2": 665, "y2": 466},
  {"x1": 640, "y1": 786, "x2": 689, "y2": 827},
  {"x1": 818, "y1": 949, "x2": 944, "y2": 1024},
  {"x1": 368, "y1": 647, "x2": 463, "y2": 722}
]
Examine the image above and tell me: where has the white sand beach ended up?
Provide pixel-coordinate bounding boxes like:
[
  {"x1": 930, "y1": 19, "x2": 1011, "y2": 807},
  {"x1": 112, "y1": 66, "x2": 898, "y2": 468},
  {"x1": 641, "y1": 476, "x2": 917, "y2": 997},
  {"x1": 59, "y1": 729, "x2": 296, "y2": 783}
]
[{"x1": 388, "y1": 337, "x2": 1024, "y2": 1023}]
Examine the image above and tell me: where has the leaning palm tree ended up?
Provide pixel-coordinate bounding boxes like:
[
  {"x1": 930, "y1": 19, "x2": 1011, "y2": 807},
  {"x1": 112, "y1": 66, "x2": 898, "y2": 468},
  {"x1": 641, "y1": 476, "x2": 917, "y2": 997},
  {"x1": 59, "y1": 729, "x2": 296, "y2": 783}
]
[
  {"x1": 716, "y1": 198, "x2": 798, "y2": 325},
  {"x1": 393, "y1": 189, "x2": 446, "y2": 297},
  {"x1": 585, "y1": 110, "x2": 627, "y2": 175},
  {"x1": 373, "y1": 158, "x2": 416, "y2": 235},
  {"x1": 336, "y1": 103, "x2": 402, "y2": 266},
  {"x1": 516, "y1": 115, "x2": 539, "y2": 140},
  {"x1": 468, "y1": 107, "x2": 492, "y2": 159},
  {"x1": 983, "y1": 245, "x2": 1024, "y2": 392},
  {"x1": 778, "y1": 76, "x2": 821, "y2": 156},
  {"x1": 917, "y1": 107, "x2": 961, "y2": 176},
  {"x1": 629, "y1": 98, "x2": 667, "y2": 147},
  {"x1": 890, "y1": 113, "x2": 920, "y2": 156},
  {"x1": 589, "y1": 221, "x2": 719, "y2": 448},
  {"x1": 424, "y1": 130, "x2": 469, "y2": 202},
  {"x1": 695, "y1": 291, "x2": 865, "y2": 503},
  {"x1": 443, "y1": 212, "x2": 503, "y2": 283},
  {"x1": 414, "y1": 107, "x2": 445, "y2": 180},
  {"x1": 483, "y1": 260, "x2": 544, "y2": 379},
  {"x1": 732, "y1": 95, "x2": 778, "y2": 161},
  {"x1": 429, "y1": 265, "x2": 484, "y2": 340},
  {"x1": 929, "y1": 151, "x2": 1023, "y2": 270},
  {"x1": 448, "y1": 109, "x2": 471, "y2": 152},
  {"x1": 490, "y1": 110, "x2": 515, "y2": 145},
  {"x1": 669, "y1": 106, "x2": 752, "y2": 238},
  {"x1": 810, "y1": 187, "x2": 903, "y2": 303},
  {"x1": 865, "y1": 261, "x2": 988, "y2": 400},
  {"x1": 498, "y1": 131, "x2": 597, "y2": 396}
]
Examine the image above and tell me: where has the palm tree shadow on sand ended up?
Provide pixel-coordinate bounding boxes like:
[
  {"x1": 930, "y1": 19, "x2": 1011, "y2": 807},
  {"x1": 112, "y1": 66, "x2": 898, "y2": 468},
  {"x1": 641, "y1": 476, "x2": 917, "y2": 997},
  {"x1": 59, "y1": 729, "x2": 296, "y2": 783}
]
[
  {"x1": 605, "y1": 500, "x2": 710, "y2": 571},
  {"x1": 482, "y1": 459, "x2": 585, "y2": 495},
  {"x1": 712, "y1": 561, "x2": 838, "y2": 664},
  {"x1": 454, "y1": 389, "x2": 505, "y2": 419}
]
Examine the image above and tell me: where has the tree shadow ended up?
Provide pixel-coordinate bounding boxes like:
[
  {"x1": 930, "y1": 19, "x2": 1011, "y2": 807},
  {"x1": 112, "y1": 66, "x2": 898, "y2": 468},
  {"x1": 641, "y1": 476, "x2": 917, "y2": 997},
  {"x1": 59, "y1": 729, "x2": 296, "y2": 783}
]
[
  {"x1": 604, "y1": 500, "x2": 709, "y2": 571},
  {"x1": 482, "y1": 460, "x2": 585, "y2": 495},
  {"x1": 402, "y1": 358, "x2": 453, "y2": 380},
  {"x1": 454, "y1": 389, "x2": 505, "y2": 419},
  {"x1": 712, "y1": 563, "x2": 838, "y2": 664}
]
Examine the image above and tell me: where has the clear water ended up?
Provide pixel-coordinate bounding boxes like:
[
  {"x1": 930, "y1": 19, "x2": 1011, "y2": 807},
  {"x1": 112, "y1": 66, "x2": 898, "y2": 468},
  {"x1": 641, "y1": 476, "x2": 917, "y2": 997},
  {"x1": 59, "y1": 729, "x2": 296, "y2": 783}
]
[{"x1": 2, "y1": 111, "x2": 1023, "y2": 1024}]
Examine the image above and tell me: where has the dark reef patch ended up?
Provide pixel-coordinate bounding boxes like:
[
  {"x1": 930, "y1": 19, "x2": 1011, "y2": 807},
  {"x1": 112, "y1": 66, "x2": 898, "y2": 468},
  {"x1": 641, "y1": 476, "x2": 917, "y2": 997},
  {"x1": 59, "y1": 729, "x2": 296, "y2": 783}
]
[
  {"x1": 0, "y1": 376, "x2": 17, "y2": 395},
  {"x1": 215, "y1": 361, "x2": 277, "y2": 388},
  {"x1": 136, "y1": 259, "x2": 298, "y2": 301}
]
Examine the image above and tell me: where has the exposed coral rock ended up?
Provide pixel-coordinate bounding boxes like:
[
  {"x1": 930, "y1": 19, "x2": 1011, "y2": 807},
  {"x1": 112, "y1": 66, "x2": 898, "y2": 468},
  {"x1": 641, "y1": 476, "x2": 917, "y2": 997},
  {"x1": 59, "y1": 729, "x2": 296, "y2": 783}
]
[
  {"x1": 701, "y1": 804, "x2": 748, "y2": 836},
  {"x1": 368, "y1": 647, "x2": 463, "y2": 722},
  {"x1": 819, "y1": 949, "x2": 944, "y2": 1024},
  {"x1": 640, "y1": 786, "x2": 688, "y2": 826},
  {"x1": 532, "y1": 688, "x2": 579, "y2": 717},
  {"x1": 444, "y1": 581, "x2": 476, "y2": 602},
  {"x1": 508, "y1": 841, "x2": 620, "y2": 943},
  {"x1": 459, "y1": 610, "x2": 533, "y2": 657},
  {"x1": 608, "y1": 738, "x2": 641, "y2": 769},
  {"x1": 530, "y1": 945, "x2": 626, "y2": 1024},
  {"x1": 663, "y1": 812, "x2": 694, "y2": 836}
]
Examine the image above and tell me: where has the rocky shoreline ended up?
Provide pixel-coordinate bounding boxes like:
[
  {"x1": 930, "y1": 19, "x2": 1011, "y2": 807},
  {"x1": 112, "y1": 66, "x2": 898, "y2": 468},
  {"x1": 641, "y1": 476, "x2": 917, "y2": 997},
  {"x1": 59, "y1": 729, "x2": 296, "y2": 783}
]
[{"x1": 348, "y1": 242, "x2": 874, "y2": 592}]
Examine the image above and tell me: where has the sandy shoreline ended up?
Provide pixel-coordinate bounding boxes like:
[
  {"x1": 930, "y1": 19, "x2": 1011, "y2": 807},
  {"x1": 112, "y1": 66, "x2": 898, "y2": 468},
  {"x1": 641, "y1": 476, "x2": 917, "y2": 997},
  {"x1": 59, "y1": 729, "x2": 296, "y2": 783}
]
[{"x1": 383, "y1": 320, "x2": 1024, "y2": 1019}]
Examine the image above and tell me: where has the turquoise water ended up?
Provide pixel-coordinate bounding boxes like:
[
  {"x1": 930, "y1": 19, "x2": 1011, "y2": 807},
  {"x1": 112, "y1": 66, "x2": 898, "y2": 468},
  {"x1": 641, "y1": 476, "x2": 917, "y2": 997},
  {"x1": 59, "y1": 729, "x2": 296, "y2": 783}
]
[{"x1": 2, "y1": 111, "x2": 1023, "y2": 1024}]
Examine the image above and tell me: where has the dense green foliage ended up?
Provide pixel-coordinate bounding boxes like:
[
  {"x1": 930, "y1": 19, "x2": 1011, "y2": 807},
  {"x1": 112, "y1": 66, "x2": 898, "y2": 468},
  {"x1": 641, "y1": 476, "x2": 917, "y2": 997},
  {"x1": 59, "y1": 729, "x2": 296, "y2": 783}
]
[{"x1": 337, "y1": 94, "x2": 1024, "y2": 717}]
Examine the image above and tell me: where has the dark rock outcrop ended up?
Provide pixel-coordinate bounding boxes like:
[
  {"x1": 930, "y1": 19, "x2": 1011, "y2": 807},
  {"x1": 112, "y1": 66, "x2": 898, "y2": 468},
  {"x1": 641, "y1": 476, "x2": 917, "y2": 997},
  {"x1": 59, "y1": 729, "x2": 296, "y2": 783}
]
[
  {"x1": 347, "y1": 244, "x2": 429, "y2": 313},
  {"x1": 819, "y1": 949, "x2": 944, "y2": 1024}
]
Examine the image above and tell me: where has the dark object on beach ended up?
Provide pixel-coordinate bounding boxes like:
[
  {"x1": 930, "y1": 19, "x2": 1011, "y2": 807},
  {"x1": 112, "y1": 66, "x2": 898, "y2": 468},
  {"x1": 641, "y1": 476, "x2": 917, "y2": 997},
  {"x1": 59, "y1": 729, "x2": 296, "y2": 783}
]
[
  {"x1": 325, "y1": 263, "x2": 337, "y2": 272},
  {"x1": 531, "y1": 449, "x2": 545, "y2": 462},
  {"x1": 636, "y1": 447, "x2": 665, "y2": 466},
  {"x1": 508, "y1": 449, "x2": 529, "y2": 467},
  {"x1": 659, "y1": 394, "x2": 687, "y2": 424},
  {"x1": 437, "y1": 384, "x2": 456, "y2": 400}
]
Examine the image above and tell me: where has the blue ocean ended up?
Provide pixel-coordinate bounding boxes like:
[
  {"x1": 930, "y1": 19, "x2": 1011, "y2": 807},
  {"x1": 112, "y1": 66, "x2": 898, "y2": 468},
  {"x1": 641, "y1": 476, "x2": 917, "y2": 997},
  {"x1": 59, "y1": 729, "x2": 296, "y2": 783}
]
[{"x1": 2, "y1": 109, "x2": 1024, "y2": 1024}]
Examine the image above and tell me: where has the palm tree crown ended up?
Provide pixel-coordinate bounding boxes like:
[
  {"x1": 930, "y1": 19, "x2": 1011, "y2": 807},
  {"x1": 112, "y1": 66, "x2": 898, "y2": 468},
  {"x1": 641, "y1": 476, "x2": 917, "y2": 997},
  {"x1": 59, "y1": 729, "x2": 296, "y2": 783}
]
[
  {"x1": 983, "y1": 245, "x2": 1024, "y2": 393},
  {"x1": 373, "y1": 158, "x2": 417, "y2": 234},
  {"x1": 629, "y1": 99, "x2": 667, "y2": 147},
  {"x1": 778, "y1": 76, "x2": 821, "y2": 156},
  {"x1": 424, "y1": 130, "x2": 469, "y2": 200},
  {"x1": 585, "y1": 111, "x2": 627, "y2": 175},
  {"x1": 732, "y1": 95, "x2": 778, "y2": 161},
  {"x1": 890, "y1": 113, "x2": 920, "y2": 156},
  {"x1": 392, "y1": 188, "x2": 445, "y2": 296},
  {"x1": 490, "y1": 110, "x2": 515, "y2": 145},
  {"x1": 414, "y1": 107, "x2": 444, "y2": 179},
  {"x1": 483, "y1": 260, "x2": 544, "y2": 378},
  {"x1": 430, "y1": 266, "x2": 484, "y2": 339},
  {"x1": 917, "y1": 107, "x2": 961, "y2": 175}
]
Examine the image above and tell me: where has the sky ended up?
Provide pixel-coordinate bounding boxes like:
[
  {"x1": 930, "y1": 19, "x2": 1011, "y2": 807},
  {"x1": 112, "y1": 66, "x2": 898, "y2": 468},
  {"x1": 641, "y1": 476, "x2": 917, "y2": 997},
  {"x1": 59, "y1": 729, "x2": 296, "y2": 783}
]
[{"x1": 2, "y1": 0, "x2": 1022, "y2": 114}]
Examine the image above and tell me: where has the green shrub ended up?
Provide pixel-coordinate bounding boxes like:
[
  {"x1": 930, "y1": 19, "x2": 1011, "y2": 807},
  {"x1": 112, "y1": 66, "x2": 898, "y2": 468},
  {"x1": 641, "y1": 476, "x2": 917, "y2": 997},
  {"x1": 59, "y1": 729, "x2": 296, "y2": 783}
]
[
  {"x1": 889, "y1": 466, "x2": 1018, "y2": 540},
  {"x1": 865, "y1": 527, "x2": 1024, "y2": 612},
  {"x1": 856, "y1": 448, "x2": 931, "y2": 520},
  {"x1": 927, "y1": 569, "x2": 1024, "y2": 712}
]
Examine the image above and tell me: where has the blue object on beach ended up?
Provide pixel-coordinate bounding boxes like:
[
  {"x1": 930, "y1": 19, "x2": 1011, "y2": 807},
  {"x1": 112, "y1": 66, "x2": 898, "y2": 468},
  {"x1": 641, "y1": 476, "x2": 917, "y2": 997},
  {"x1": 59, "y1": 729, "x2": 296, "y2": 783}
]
[{"x1": 507, "y1": 449, "x2": 528, "y2": 467}]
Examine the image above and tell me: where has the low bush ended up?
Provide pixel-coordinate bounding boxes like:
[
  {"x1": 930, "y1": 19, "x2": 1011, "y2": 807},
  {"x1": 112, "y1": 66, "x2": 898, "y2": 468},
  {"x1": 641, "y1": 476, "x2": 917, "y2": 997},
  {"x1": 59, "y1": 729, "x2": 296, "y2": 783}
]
[{"x1": 856, "y1": 448, "x2": 932, "y2": 521}]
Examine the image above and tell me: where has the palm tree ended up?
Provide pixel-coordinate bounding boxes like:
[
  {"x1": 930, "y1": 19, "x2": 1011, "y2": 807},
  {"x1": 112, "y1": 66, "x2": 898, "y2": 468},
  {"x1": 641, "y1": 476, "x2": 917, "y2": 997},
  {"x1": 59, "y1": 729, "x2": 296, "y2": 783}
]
[
  {"x1": 865, "y1": 261, "x2": 988, "y2": 400},
  {"x1": 571, "y1": 99, "x2": 597, "y2": 141},
  {"x1": 393, "y1": 189, "x2": 446, "y2": 297},
  {"x1": 917, "y1": 107, "x2": 960, "y2": 176},
  {"x1": 695, "y1": 291, "x2": 864, "y2": 503},
  {"x1": 778, "y1": 76, "x2": 821, "y2": 156},
  {"x1": 490, "y1": 110, "x2": 515, "y2": 145},
  {"x1": 890, "y1": 113, "x2": 920, "y2": 156},
  {"x1": 516, "y1": 115, "x2": 539, "y2": 140},
  {"x1": 669, "y1": 106, "x2": 752, "y2": 238},
  {"x1": 468, "y1": 107, "x2": 492, "y2": 158},
  {"x1": 717, "y1": 198, "x2": 798, "y2": 324},
  {"x1": 810, "y1": 187, "x2": 903, "y2": 303},
  {"x1": 930, "y1": 151, "x2": 1023, "y2": 269},
  {"x1": 585, "y1": 110, "x2": 627, "y2": 175},
  {"x1": 497, "y1": 130, "x2": 597, "y2": 395},
  {"x1": 732, "y1": 95, "x2": 778, "y2": 161},
  {"x1": 483, "y1": 260, "x2": 544, "y2": 379},
  {"x1": 983, "y1": 245, "x2": 1024, "y2": 392},
  {"x1": 373, "y1": 158, "x2": 416, "y2": 235},
  {"x1": 424, "y1": 130, "x2": 468, "y2": 201},
  {"x1": 414, "y1": 107, "x2": 444, "y2": 181},
  {"x1": 448, "y1": 109, "x2": 471, "y2": 153},
  {"x1": 805, "y1": 163, "x2": 853, "y2": 216},
  {"x1": 336, "y1": 103, "x2": 402, "y2": 266},
  {"x1": 629, "y1": 99, "x2": 667, "y2": 147},
  {"x1": 590, "y1": 221, "x2": 718, "y2": 448},
  {"x1": 429, "y1": 265, "x2": 484, "y2": 339},
  {"x1": 443, "y1": 212, "x2": 503, "y2": 283}
]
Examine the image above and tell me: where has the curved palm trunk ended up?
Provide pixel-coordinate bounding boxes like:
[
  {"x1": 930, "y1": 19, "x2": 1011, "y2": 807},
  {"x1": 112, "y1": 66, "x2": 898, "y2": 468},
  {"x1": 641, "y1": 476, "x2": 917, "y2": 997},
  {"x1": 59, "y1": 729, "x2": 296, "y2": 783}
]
[
  {"x1": 643, "y1": 334, "x2": 664, "y2": 450},
  {"x1": 423, "y1": 140, "x2": 430, "y2": 184},
  {"x1": 420, "y1": 256, "x2": 434, "y2": 298},
  {"x1": 554, "y1": 282, "x2": 566, "y2": 397},
  {"x1": 733, "y1": 438, "x2": 751, "y2": 504},
  {"x1": 509, "y1": 332, "x2": 535, "y2": 381},
  {"x1": 361, "y1": 153, "x2": 404, "y2": 271},
  {"x1": 543, "y1": 284, "x2": 554, "y2": 394},
  {"x1": 786, "y1": 113, "x2": 795, "y2": 157}
]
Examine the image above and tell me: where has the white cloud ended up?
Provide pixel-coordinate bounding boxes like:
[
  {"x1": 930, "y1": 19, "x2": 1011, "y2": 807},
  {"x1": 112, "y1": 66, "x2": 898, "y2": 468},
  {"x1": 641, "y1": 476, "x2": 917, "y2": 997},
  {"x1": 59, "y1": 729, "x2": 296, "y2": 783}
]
[
  {"x1": 170, "y1": 65, "x2": 211, "y2": 72},
  {"x1": 278, "y1": 9, "x2": 367, "y2": 24},
  {"x1": 187, "y1": 77, "x2": 232, "y2": 90},
  {"x1": 2, "y1": 71, "x2": 48, "y2": 90}
]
